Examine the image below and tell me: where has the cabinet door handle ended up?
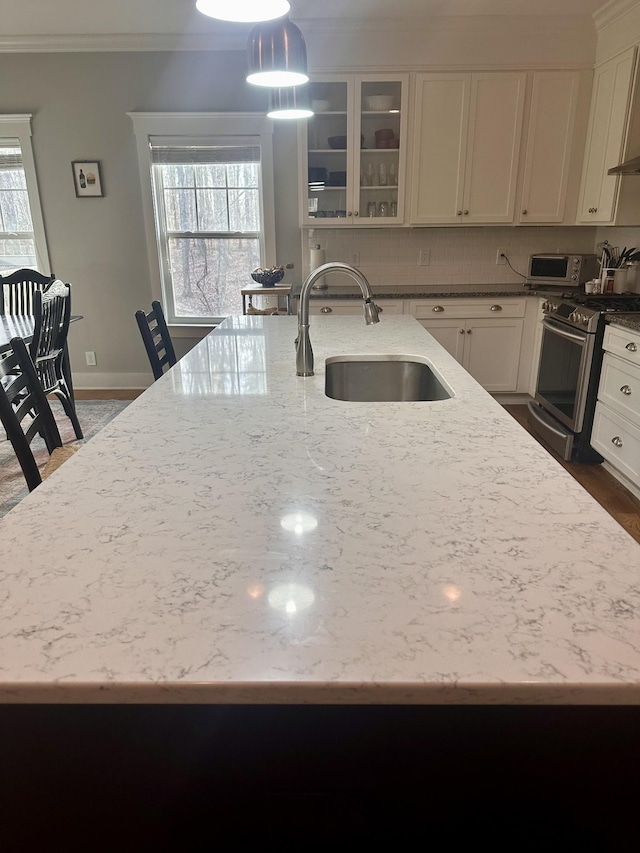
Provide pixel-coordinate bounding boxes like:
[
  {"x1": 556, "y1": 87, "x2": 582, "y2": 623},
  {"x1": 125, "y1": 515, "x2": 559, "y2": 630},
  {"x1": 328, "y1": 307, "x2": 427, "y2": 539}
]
[
  {"x1": 620, "y1": 385, "x2": 632, "y2": 395},
  {"x1": 432, "y1": 305, "x2": 445, "y2": 313},
  {"x1": 522, "y1": 209, "x2": 527, "y2": 215},
  {"x1": 320, "y1": 306, "x2": 332, "y2": 314},
  {"x1": 459, "y1": 328, "x2": 465, "y2": 334},
  {"x1": 457, "y1": 210, "x2": 462, "y2": 216},
  {"x1": 612, "y1": 436, "x2": 623, "y2": 448},
  {"x1": 466, "y1": 328, "x2": 472, "y2": 334},
  {"x1": 463, "y1": 210, "x2": 469, "y2": 215},
  {"x1": 347, "y1": 211, "x2": 353, "y2": 217},
  {"x1": 490, "y1": 304, "x2": 503, "y2": 312},
  {"x1": 626, "y1": 342, "x2": 638, "y2": 352},
  {"x1": 353, "y1": 211, "x2": 359, "y2": 216}
]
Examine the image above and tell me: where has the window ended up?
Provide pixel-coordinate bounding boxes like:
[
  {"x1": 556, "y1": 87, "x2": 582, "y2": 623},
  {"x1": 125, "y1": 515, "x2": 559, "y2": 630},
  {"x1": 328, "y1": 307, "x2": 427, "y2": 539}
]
[
  {"x1": 130, "y1": 114, "x2": 276, "y2": 328},
  {"x1": 0, "y1": 116, "x2": 50, "y2": 273}
]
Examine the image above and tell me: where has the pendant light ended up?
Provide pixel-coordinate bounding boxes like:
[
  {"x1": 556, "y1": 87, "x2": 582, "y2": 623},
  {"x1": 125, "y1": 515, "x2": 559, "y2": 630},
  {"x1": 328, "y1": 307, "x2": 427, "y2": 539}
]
[
  {"x1": 267, "y1": 87, "x2": 313, "y2": 120},
  {"x1": 246, "y1": 16, "x2": 308, "y2": 87},
  {"x1": 195, "y1": 0, "x2": 290, "y2": 23}
]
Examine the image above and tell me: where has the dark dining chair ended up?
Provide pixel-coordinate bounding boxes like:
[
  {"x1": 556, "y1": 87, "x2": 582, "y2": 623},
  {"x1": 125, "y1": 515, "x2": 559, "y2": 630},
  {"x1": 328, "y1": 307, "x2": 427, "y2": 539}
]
[
  {"x1": 0, "y1": 268, "x2": 56, "y2": 314},
  {"x1": 135, "y1": 300, "x2": 177, "y2": 381},
  {"x1": 0, "y1": 336, "x2": 64, "y2": 492},
  {"x1": 31, "y1": 282, "x2": 84, "y2": 439}
]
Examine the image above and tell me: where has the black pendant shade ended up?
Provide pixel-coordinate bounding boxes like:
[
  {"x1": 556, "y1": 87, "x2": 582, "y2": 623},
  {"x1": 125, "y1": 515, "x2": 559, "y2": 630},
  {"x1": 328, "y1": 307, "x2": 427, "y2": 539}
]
[{"x1": 246, "y1": 16, "x2": 309, "y2": 87}]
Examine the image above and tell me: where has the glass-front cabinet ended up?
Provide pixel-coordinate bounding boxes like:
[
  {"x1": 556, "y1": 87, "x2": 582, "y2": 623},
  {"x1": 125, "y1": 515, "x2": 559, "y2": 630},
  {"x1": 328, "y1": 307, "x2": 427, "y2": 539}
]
[{"x1": 298, "y1": 74, "x2": 408, "y2": 227}]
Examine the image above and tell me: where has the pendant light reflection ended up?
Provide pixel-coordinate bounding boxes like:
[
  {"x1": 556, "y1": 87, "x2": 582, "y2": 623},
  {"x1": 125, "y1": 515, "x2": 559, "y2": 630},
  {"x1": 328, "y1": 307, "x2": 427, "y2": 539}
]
[
  {"x1": 247, "y1": 16, "x2": 309, "y2": 87},
  {"x1": 267, "y1": 87, "x2": 313, "y2": 120},
  {"x1": 196, "y1": 0, "x2": 290, "y2": 23}
]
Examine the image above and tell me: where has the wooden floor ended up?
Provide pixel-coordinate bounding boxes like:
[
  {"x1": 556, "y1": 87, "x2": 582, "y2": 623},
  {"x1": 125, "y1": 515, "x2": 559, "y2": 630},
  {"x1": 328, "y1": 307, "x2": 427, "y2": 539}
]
[{"x1": 505, "y1": 405, "x2": 640, "y2": 545}]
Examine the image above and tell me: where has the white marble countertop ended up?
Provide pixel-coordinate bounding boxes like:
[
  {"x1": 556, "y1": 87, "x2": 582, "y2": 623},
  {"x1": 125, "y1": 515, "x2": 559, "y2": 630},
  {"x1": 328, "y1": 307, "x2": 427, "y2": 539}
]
[{"x1": 2, "y1": 314, "x2": 640, "y2": 705}]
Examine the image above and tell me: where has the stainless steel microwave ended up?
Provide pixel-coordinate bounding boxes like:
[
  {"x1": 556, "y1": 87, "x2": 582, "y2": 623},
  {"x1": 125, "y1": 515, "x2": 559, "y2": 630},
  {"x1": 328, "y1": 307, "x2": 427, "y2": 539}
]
[{"x1": 527, "y1": 253, "x2": 600, "y2": 287}]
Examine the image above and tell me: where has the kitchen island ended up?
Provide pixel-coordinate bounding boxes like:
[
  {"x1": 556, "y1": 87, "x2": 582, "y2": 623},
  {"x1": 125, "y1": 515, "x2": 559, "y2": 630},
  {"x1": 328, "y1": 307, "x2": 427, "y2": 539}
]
[{"x1": 2, "y1": 314, "x2": 640, "y2": 843}]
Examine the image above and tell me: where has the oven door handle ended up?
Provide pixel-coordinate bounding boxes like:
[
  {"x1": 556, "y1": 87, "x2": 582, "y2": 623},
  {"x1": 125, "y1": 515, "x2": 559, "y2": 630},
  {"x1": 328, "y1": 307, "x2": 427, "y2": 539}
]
[{"x1": 542, "y1": 317, "x2": 588, "y2": 344}]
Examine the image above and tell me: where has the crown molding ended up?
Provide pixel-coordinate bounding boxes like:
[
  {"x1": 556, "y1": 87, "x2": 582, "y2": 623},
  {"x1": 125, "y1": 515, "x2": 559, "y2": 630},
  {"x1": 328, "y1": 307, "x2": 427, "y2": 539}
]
[
  {"x1": 0, "y1": 13, "x2": 597, "y2": 53},
  {"x1": 0, "y1": 32, "x2": 247, "y2": 53},
  {"x1": 593, "y1": 0, "x2": 640, "y2": 30}
]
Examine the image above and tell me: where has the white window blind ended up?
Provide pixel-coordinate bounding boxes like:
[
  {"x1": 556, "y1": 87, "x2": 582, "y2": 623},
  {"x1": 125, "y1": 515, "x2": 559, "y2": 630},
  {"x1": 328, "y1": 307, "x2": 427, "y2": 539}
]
[
  {"x1": 0, "y1": 138, "x2": 38, "y2": 271},
  {"x1": 150, "y1": 137, "x2": 266, "y2": 323}
]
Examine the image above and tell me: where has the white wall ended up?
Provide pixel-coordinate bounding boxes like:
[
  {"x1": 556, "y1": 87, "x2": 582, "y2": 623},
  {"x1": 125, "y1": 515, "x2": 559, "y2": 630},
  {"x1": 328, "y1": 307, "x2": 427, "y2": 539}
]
[{"x1": 0, "y1": 10, "x2": 602, "y2": 388}]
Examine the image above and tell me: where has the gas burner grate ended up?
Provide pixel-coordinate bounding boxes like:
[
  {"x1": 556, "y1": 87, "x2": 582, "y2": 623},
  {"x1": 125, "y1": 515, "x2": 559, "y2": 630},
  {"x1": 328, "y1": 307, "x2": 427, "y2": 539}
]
[{"x1": 567, "y1": 294, "x2": 640, "y2": 311}]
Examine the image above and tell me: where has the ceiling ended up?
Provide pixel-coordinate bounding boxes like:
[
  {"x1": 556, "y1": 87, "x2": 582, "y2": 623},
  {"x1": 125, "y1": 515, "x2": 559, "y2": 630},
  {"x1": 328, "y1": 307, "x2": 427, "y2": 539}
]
[{"x1": 0, "y1": 0, "x2": 609, "y2": 37}]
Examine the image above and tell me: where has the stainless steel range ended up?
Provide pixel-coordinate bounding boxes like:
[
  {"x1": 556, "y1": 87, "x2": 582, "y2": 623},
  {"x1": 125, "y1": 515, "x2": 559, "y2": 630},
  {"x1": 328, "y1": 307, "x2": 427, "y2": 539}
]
[{"x1": 528, "y1": 293, "x2": 640, "y2": 462}]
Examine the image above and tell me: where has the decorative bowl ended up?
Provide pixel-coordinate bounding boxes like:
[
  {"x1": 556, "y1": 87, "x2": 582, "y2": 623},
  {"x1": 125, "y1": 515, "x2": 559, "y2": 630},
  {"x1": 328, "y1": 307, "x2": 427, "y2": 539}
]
[{"x1": 251, "y1": 266, "x2": 285, "y2": 287}]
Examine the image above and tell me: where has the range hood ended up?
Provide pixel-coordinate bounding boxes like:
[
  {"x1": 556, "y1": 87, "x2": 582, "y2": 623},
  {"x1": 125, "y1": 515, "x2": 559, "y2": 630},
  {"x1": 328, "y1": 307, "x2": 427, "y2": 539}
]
[{"x1": 608, "y1": 155, "x2": 640, "y2": 175}]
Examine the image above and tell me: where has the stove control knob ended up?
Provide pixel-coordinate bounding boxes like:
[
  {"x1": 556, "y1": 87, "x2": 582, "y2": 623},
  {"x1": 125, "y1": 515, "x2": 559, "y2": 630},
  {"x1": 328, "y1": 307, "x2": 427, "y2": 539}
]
[
  {"x1": 569, "y1": 311, "x2": 577, "y2": 323},
  {"x1": 542, "y1": 300, "x2": 549, "y2": 311},
  {"x1": 571, "y1": 274, "x2": 578, "y2": 281},
  {"x1": 580, "y1": 313, "x2": 589, "y2": 326}
]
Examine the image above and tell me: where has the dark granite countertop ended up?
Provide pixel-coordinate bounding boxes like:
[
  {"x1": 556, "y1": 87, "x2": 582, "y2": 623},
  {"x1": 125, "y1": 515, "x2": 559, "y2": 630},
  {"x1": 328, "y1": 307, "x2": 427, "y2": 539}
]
[
  {"x1": 607, "y1": 314, "x2": 640, "y2": 333},
  {"x1": 290, "y1": 286, "x2": 543, "y2": 300}
]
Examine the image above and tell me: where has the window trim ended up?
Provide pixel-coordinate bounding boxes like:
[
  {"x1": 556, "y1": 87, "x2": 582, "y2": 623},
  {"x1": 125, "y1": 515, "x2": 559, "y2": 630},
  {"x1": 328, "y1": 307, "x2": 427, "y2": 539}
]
[
  {"x1": 129, "y1": 112, "x2": 276, "y2": 333},
  {"x1": 0, "y1": 114, "x2": 51, "y2": 274}
]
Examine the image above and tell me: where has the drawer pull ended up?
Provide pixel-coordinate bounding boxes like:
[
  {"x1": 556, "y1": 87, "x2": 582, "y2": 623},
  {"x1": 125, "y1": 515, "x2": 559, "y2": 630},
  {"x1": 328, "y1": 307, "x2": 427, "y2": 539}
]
[
  {"x1": 620, "y1": 385, "x2": 632, "y2": 396},
  {"x1": 490, "y1": 304, "x2": 503, "y2": 312},
  {"x1": 320, "y1": 306, "x2": 332, "y2": 314},
  {"x1": 432, "y1": 305, "x2": 445, "y2": 313},
  {"x1": 626, "y1": 342, "x2": 638, "y2": 352},
  {"x1": 612, "y1": 436, "x2": 623, "y2": 448}
]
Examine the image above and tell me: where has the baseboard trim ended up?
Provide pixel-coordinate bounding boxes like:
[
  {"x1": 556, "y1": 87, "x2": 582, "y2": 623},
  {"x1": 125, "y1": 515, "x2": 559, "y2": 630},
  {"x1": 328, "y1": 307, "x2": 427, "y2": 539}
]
[
  {"x1": 74, "y1": 372, "x2": 152, "y2": 390},
  {"x1": 494, "y1": 393, "x2": 532, "y2": 405},
  {"x1": 601, "y1": 460, "x2": 640, "y2": 501},
  {"x1": 74, "y1": 389, "x2": 144, "y2": 400}
]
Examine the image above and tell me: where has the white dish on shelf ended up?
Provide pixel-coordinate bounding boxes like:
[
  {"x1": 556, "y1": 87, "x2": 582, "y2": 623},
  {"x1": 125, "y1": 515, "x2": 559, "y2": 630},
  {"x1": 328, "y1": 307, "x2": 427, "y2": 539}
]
[{"x1": 364, "y1": 94, "x2": 395, "y2": 111}]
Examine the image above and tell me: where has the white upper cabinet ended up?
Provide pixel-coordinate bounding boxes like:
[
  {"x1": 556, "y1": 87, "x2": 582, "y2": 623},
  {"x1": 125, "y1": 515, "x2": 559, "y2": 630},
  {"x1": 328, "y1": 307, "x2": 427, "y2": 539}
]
[
  {"x1": 518, "y1": 71, "x2": 582, "y2": 224},
  {"x1": 409, "y1": 71, "x2": 526, "y2": 225},
  {"x1": 298, "y1": 74, "x2": 408, "y2": 227},
  {"x1": 577, "y1": 47, "x2": 637, "y2": 224}
]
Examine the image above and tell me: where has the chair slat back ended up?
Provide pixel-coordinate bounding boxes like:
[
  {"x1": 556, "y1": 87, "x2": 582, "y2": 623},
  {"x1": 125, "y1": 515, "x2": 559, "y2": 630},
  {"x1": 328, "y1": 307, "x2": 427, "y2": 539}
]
[
  {"x1": 0, "y1": 337, "x2": 62, "y2": 491},
  {"x1": 30, "y1": 283, "x2": 71, "y2": 394},
  {"x1": 135, "y1": 300, "x2": 177, "y2": 381},
  {"x1": 0, "y1": 269, "x2": 56, "y2": 315}
]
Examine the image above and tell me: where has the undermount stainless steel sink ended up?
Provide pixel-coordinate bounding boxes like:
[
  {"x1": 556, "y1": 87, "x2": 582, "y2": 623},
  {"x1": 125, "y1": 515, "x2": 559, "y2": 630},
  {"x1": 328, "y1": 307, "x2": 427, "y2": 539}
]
[{"x1": 325, "y1": 354, "x2": 453, "y2": 402}]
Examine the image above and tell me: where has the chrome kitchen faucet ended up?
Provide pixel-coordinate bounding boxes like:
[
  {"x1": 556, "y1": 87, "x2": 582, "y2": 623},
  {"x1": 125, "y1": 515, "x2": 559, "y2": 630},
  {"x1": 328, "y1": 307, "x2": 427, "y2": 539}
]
[{"x1": 296, "y1": 262, "x2": 380, "y2": 376}]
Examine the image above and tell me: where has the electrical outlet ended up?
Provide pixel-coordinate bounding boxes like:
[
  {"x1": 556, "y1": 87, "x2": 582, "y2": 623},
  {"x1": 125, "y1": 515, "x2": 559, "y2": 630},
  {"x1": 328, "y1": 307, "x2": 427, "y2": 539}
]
[
  {"x1": 85, "y1": 351, "x2": 97, "y2": 366},
  {"x1": 418, "y1": 249, "x2": 430, "y2": 266},
  {"x1": 350, "y1": 251, "x2": 360, "y2": 266},
  {"x1": 496, "y1": 249, "x2": 507, "y2": 265}
]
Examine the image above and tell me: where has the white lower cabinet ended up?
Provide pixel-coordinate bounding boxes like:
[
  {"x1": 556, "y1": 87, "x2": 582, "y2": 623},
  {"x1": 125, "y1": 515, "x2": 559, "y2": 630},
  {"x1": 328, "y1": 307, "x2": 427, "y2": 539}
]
[
  {"x1": 592, "y1": 325, "x2": 640, "y2": 490},
  {"x1": 407, "y1": 298, "x2": 527, "y2": 393},
  {"x1": 307, "y1": 298, "x2": 404, "y2": 316},
  {"x1": 301, "y1": 295, "x2": 534, "y2": 395}
]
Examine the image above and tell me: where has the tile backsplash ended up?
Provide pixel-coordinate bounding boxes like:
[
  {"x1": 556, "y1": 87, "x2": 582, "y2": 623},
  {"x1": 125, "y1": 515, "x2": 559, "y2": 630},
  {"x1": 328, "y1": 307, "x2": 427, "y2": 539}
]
[{"x1": 304, "y1": 226, "x2": 598, "y2": 291}]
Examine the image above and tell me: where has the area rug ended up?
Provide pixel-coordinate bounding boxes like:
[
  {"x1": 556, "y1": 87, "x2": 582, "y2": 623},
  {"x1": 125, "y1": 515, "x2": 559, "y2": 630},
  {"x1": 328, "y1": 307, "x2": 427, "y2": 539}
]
[{"x1": 0, "y1": 399, "x2": 130, "y2": 518}]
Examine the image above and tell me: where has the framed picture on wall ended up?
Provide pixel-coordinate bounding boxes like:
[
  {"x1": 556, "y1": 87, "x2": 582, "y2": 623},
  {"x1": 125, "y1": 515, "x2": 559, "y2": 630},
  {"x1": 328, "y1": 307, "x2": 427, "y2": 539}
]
[{"x1": 72, "y1": 161, "x2": 103, "y2": 197}]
